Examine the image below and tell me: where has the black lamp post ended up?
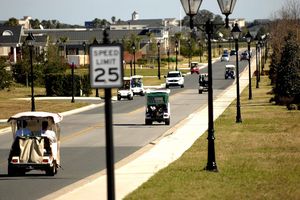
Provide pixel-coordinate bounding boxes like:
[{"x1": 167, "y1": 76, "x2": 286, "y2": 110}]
[
  {"x1": 25, "y1": 32, "x2": 36, "y2": 111},
  {"x1": 231, "y1": 23, "x2": 242, "y2": 123},
  {"x1": 188, "y1": 39, "x2": 192, "y2": 68},
  {"x1": 245, "y1": 31, "x2": 253, "y2": 100},
  {"x1": 82, "y1": 41, "x2": 86, "y2": 67},
  {"x1": 258, "y1": 41, "x2": 261, "y2": 82},
  {"x1": 157, "y1": 41, "x2": 161, "y2": 79},
  {"x1": 255, "y1": 41, "x2": 259, "y2": 88},
  {"x1": 180, "y1": 0, "x2": 237, "y2": 172},
  {"x1": 131, "y1": 42, "x2": 136, "y2": 75},
  {"x1": 198, "y1": 40, "x2": 202, "y2": 63},
  {"x1": 92, "y1": 39, "x2": 99, "y2": 97},
  {"x1": 167, "y1": 48, "x2": 170, "y2": 69},
  {"x1": 175, "y1": 40, "x2": 179, "y2": 71}
]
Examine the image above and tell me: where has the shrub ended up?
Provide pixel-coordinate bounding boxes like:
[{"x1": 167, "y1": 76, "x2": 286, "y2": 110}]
[
  {"x1": 0, "y1": 65, "x2": 12, "y2": 90},
  {"x1": 45, "y1": 74, "x2": 91, "y2": 96}
]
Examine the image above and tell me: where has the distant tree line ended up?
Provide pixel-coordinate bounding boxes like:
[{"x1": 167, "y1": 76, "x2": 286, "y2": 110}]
[{"x1": 3, "y1": 16, "x2": 123, "y2": 29}]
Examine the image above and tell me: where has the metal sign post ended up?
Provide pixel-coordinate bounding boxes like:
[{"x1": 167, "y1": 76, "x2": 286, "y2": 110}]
[{"x1": 90, "y1": 43, "x2": 123, "y2": 200}]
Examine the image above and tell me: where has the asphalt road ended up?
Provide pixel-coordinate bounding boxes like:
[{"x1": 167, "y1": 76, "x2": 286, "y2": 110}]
[{"x1": 0, "y1": 55, "x2": 250, "y2": 199}]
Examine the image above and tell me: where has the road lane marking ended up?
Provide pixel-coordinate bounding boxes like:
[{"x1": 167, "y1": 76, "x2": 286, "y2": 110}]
[{"x1": 61, "y1": 123, "x2": 104, "y2": 142}]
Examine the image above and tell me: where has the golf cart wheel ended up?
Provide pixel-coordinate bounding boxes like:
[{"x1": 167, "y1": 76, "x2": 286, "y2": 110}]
[
  {"x1": 166, "y1": 85, "x2": 169, "y2": 88},
  {"x1": 181, "y1": 85, "x2": 184, "y2": 88},
  {"x1": 145, "y1": 119, "x2": 152, "y2": 125},
  {"x1": 165, "y1": 119, "x2": 170, "y2": 125},
  {"x1": 7, "y1": 164, "x2": 15, "y2": 176},
  {"x1": 199, "y1": 90, "x2": 203, "y2": 94},
  {"x1": 117, "y1": 96, "x2": 121, "y2": 101},
  {"x1": 46, "y1": 161, "x2": 57, "y2": 176}
]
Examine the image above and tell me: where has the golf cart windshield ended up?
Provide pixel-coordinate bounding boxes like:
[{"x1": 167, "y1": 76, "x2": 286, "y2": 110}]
[
  {"x1": 120, "y1": 79, "x2": 131, "y2": 90},
  {"x1": 131, "y1": 77, "x2": 142, "y2": 88}
]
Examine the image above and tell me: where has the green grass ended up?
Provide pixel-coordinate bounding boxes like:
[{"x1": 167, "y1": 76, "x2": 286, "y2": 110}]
[{"x1": 124, "y1": 76, "x2": 300, "y2": 200}]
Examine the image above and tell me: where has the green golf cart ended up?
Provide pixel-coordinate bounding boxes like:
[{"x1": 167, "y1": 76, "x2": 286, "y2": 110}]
[{"x1": 145, "y1": 90, "x2": 170, "y2": 125}]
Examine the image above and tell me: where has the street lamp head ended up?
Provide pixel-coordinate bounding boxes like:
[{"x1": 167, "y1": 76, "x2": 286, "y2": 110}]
[
  {"x1": 245, "y1": 31, "x2": 252, "y2": 43},
  {"x1": 131, "y1": 42, "x2": 136, "y2": 50},
  {"x1": 180, "y1": 0, "x2": 203, "y2": 29},
  {"x1": 217, "y1": 0, "x2": 237, "y2": 28},
  {"x1": 92, "y1": 38, "x2": 99, "y2": 45},
  {"x1": 231, "y1": 23, "x2": 241, "y2": 40},
  {"x1": 82, "y1": 41, "x2": 86, "y2": 47},
  {"x1": 157, "y1": 41, "x2": 161, "y2": 48},
  {"x1": 25, "y1": 32, "x2": 35, "y2": 47},
  {"x1": 217, "y1": 0, "x2": 237, "y2": 15},
  {"x1": 175, "y1": 40, "x2": 178, "y2": 48},
  {"x1": 180, "y1": 0, "x2": 203, "y2": 16}
]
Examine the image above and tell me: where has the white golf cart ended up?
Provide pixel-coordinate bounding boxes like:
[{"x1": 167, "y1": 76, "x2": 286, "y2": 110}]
[
  {"x1": 117, "y1": 77, "x2": 134, "y2": 100},
  {"x1": 225, "y1": 64, "x2": 236, "y2": 79},
  {"x1": 7, "y1": 112, "x2": 62, "y2": 176},
  {"x1": 145, "y1": 89, "x2": 170, "y2": 125},
  {"x1": 131, "y1": 75, "x2": 145, "y2": 96}
]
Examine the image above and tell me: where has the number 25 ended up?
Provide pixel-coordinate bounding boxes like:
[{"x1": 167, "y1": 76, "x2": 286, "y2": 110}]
[{"x1": 95, "y1": 67, "x2": 119, "y2": 82}]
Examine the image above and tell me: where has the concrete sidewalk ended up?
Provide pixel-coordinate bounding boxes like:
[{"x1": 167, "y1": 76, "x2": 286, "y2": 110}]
[{"x1": 40, "y1": 58, "x2": 256, "y2": 200}]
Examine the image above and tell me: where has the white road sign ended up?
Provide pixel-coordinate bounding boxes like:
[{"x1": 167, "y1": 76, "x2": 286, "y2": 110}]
[{"x1": 90, "y1": 44, "x2": 123, "y2": 88}]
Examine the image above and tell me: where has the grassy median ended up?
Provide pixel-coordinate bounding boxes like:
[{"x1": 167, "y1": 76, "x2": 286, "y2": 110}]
[{"x1": 124, "y1": 76, "x2": 300, "y2": 200}]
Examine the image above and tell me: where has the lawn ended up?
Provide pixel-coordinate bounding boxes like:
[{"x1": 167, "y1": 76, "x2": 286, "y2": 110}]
[{"x1": 124, "y1": 76, "x2": 300, "y2": 200}]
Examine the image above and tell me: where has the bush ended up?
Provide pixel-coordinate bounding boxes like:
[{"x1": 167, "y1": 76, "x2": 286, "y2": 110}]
[
  {"x1": 45, "y1": 74, "x2": 91, "y2": 96},
  {"x1": 0, "y1": 65, "x2": 12, "y2": 90},
  {"x1": 287, "y1": 104, "x2": 298, "y2": 110}
]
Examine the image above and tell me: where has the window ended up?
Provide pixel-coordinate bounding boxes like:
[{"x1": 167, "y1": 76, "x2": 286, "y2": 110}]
[{"x1": 2, "y1": 30, "x2": 13, "y2": 36}]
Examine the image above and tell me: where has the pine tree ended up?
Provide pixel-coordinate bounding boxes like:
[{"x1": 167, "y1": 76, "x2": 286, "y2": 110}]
[{"x1": 274, "y1": 32, "x2": 300, "y2": 104}]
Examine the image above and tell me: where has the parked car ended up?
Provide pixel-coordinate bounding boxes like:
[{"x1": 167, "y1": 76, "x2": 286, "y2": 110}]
[
  {"x1": 190, "y1": 62, "x2": 200, "y2": 74},
  {"x1": 198, "y1": 73, "x2": 208, "y2": 94},
  {"x1": 131, "y1": 75, "x2": 145, "y2": 96},
  {"x1": 225, "y1": 64, "x2": 236, "y2": 79},
  {"x1": 230, "y1": 50, "x2": 237, "y2": 56},
  {"x1": 117, "y1": 77, "x2": 133, "y2": 100},
  {"x1": 7, "y1": 112, "x2": 63, "y2": 176},
  {"x1": 221, "y1": 53, "x2": 230, "y2": 62},
  {"x1": 145, "y1": 90, "x2": 170, "y2": 125},
  {"x1": 165, "y1": 71, "x2": 185, "y2": 88}
]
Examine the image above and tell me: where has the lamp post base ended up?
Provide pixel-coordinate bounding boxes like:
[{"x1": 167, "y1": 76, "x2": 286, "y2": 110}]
[{"x1": 204, "y1": 162, "x2": 218, "y2": 172}]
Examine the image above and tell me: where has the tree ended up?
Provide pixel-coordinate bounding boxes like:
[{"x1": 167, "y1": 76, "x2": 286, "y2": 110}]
[
  {"x1": 273, "y1": 32, "x2": 300, "y2": 104},
  {"x1": 0, "y1": 58, "x2": 12, "y2": 89},
  {"x1": 30, "y1": 19, "x2": 41, "y2": 29},
  {"x1": 111, "y1": 16, "x2": 116, "y2": 24},
  {"x1": 269, "y1": 0, "x2": 300, "y2": 90},
  {"x1": 92, "y1": 18, "x2": 110, "y2": 28},
  {"x1": 4, "y1": 18, "x2": 19, "y2": 26}
]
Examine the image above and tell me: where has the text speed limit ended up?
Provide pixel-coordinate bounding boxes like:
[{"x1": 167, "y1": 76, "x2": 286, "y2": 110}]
[{"x1": 90, "y1": 44, "x2": 124, "y2": 88}]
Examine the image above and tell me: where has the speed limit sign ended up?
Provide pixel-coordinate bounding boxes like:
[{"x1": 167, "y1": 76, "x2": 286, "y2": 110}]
[{"x1": 90, "y1": 44, "x2": 124, "y2": 88}]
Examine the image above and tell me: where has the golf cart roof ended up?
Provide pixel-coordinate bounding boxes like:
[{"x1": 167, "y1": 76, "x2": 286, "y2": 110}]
[
  {"x1": 146, "y1": 89, "x2": 170, "y2": 94},
  {"x1": 146, "y1": 90, "x2": 170, "y2": 105},
  {"x1": 123, "y1": 77, "x2": 131, "y2": 81},
  {"x1": 131, "y1": 75, "x2": 143, "y2": 79},
  {"x1": 8, "y1": 111, "x2": 63, "y2": 123},
  {"x1": 225, "y1": 64, "x2": 235, "y2": 69}
]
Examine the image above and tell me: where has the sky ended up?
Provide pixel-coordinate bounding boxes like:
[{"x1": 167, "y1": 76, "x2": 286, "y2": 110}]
[{"x1": 0, "y1": 0, "x2": 286, "y2": 25}]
